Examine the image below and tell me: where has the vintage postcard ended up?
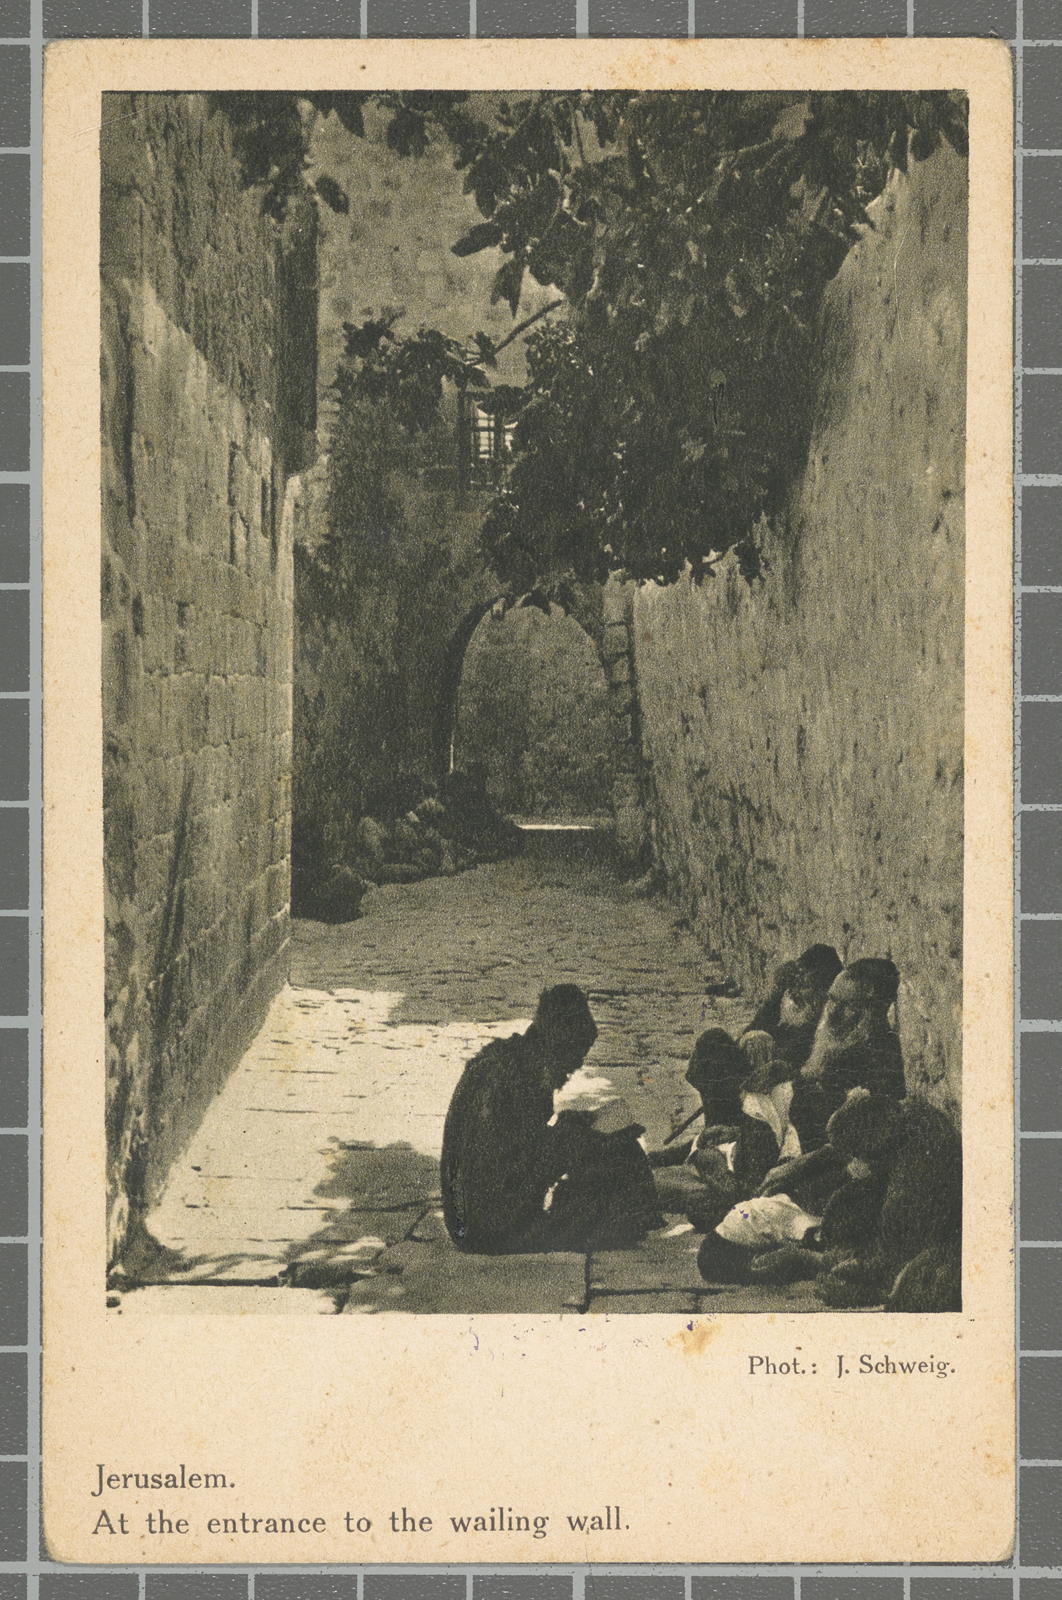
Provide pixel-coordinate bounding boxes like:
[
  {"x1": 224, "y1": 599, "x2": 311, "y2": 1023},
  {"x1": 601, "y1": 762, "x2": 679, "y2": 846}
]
[{"x1": 43, "y1": 37, "x2": 1014, "y2": 1565}]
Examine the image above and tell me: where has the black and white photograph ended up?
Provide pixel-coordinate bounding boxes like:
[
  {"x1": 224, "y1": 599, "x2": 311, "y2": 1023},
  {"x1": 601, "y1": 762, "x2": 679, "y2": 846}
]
[{"x1": 96, "y1": 78, "x2": 975, "y2": 1318}]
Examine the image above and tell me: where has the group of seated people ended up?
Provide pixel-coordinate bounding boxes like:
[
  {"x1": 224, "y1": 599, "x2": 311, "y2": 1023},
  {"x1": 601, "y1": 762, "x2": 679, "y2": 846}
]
[
  {"x1": 439, "y1": 949, "x2": 962, "y2": 1313},
  {"x1": 300, "y1": 764, "x2": 525, "y2": 922}
]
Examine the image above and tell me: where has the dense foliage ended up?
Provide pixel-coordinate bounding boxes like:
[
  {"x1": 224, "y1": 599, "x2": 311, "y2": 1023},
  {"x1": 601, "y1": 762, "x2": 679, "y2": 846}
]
[
  {"x1": 455, "y1": 606, "x2": 617, "y2": 819},
  {"x1": 219, "y1": 88, "x2": 967, "y2": 590}
]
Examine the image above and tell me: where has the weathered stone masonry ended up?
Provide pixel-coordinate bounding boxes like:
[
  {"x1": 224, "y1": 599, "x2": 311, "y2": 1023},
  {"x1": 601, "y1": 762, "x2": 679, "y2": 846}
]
[
  {"x1": 627, "y1": 145, "x2": 967, "y2": 1113},
  {"x1": 101, "y1": 93, "x2": 317, "y2": 1259}
]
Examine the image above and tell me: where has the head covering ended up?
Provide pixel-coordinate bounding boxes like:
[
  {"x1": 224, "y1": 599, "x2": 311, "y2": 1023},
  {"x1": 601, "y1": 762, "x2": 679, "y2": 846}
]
[
  {"x1": 685, "y1": 1029, "x2": 745, "y2": 1122},
  {"x1": 794, "y1": 944, "x2": 844, "y2": 989},
  {"x1": 844, "y1": 957, "x2": 900, "y2": 1009},
  {"x1": 534, "y1": 984, "x2": 597, "y2": 1048}
]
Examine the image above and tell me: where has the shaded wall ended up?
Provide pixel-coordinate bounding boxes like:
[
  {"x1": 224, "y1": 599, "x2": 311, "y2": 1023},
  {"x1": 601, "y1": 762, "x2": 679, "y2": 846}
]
[
  {"x1": 630, "y1": 145, "x2": 967, "y2": 1111},
  {"x1": 101, "y1": 93, "x2": 317, "y2": 1258},
  {"x1": 291, "y1": 409, "x2": 498, "y2": 890},
  {"x1": 292, "y1": 102, "x2": 555, "y2": 884},
  {"x1": 310, "y1": 100, "x2": 556, "y2": 440}
]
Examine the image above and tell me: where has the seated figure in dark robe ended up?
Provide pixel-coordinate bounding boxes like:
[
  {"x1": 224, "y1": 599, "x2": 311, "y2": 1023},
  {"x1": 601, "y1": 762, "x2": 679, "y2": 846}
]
[
  {"x1": 789, "y1": 956, "x2": 906, "y2": 1150},
  {"x1": 440, "y1": 984, "x2": 661, "y2": 1255},
  {"x1": 697, "y1": 957, "x2": 909, "y2": 1284},
  {"x1": 743, "y1": 943, "x2": 843, "y2": 1074},
  {"x1": 652, "y1": 1029, "x2": 811, "y2": 1235},
  {"x1": 440, "y1": 763, "x2": 525, "y2": 863},
  {"x1": 749, "y1": 1090, "x2": 962, "y2": 1311}
]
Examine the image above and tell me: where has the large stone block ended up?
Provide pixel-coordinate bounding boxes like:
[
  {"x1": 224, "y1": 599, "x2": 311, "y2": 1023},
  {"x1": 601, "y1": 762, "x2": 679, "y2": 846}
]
[
  {"x1": 628, "y1": 145, "x2": 966, "y2": 1110},
  {"x1": 589, "y1": 1227, "x2": 705, "y2": 1297},
  {"x1": 344, "y1": 1241, "x2": 587, "y2": 1315}
]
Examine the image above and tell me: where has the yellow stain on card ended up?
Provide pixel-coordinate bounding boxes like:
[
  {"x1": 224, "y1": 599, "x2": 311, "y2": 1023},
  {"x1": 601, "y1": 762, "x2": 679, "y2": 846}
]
[{"x1": 669, "y1": 1320, "x2": 719, "y2": 1355}]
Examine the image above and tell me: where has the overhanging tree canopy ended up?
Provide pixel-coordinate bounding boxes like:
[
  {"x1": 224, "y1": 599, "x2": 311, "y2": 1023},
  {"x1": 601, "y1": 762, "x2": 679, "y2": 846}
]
[{"x1": 220, "y1": 88, "x2": 968, "y2": 591}]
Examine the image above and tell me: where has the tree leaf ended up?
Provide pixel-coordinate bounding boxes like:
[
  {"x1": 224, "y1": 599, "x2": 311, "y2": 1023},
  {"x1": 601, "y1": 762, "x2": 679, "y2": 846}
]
[
  {"x1": 386, "y1": 107, "x2": 430, "y2": 159},
  {"x1": 451, "y1": 221, "x2": 504, "y2": 257},
  {"x1": 473, "y1": 331, "x2": 499, "y2": 368},
  {"x1": 491, "y1": 256, "x2": 525, "y2": 317}
]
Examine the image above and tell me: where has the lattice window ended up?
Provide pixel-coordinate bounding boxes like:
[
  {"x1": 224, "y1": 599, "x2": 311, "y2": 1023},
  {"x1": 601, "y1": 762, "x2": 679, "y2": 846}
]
[{"x1": 459, "y1": 394, "x2": 517, "y2": 489}]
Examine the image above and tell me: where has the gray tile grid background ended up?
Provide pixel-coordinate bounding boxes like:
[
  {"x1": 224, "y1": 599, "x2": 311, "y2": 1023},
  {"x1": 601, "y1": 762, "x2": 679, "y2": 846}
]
[{"x1": 0, "y1": 0, "x2": 1056, "y2": 1595}]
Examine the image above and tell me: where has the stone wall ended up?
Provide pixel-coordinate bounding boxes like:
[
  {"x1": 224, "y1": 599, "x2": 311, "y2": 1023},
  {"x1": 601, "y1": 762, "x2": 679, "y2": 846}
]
[
  {"x1": 290, "y1": 417, "x2": 498, "y2": 895},
  {"x1": 629, "y1": 144, "x2": 967, "y2": 1112},
  {"x1": 291, "y1": 101, "x2": 557, "y2": 887},
  {"x1": 100, "y1": 93, "x2": 317, "y2": 1259}
]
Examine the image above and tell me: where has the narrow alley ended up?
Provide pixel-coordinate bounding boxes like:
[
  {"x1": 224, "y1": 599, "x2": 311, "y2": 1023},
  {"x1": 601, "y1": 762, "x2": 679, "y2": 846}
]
[{"x1": 116, "y1": 833, "x2": 822, "y2": 1316}]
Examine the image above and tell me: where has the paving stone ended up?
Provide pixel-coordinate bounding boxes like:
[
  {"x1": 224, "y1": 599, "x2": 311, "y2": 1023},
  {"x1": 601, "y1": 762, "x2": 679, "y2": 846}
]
[
  {"x1": 146, "y1": 851, "x2": 772, "y2": 1313},
  {"x1": 113, "y1": 1285, "x2": 341, "y2": 1313},
  {"x1": 689, "y1": 1282, "x2": 831, "y2": 1314},
  {"x1": 344, "y1": 1241, "x2": 587, "y2": 1314},
  {"x1": 115, "y1": 1243, "x2": 290, "y2": 1285},
  {"x1": 589, "y1": 1291, "x2": 699, "y2": 1313},
  {"x1": 590, "y1": 1227, "x2": 705, "y2": 1295}
]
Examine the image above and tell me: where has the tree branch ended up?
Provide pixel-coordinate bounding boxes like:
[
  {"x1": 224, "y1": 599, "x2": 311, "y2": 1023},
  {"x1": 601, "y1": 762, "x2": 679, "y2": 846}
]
[{"x1": 490, "y1": 297, "x2": 566, "y2": 357}]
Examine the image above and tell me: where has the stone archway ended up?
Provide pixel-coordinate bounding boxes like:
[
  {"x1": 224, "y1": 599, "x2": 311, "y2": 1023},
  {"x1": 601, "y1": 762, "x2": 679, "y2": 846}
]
[{"x1": 433, "y1": 582, "x2": 649, "y2": 864}]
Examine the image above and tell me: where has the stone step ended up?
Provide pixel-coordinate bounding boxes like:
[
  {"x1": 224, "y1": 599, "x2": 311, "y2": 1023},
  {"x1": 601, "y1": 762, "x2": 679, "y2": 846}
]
[
  {"x1": 113, "y1": 1284, "x2": 341, "y2": 1314},
  {"x1": 590, "y1": 1226, "x2": 705, "y2": 1296},
  {"x1": 344, "y1": 1240, "x2": 587, "y2": 1315}
]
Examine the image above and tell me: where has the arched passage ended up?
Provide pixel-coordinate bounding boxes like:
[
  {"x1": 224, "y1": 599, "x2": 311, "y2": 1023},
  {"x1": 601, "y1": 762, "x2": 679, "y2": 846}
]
[
  {"x1": 454, "y1": 602, "x2": 618, "y2": 822},
  {"x1": 431, "y1": 586, "x2": 650, "y2": 862}
]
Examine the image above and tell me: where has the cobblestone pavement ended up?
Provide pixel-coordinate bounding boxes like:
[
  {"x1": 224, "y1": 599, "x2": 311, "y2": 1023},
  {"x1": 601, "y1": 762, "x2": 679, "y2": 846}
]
[{"x1": 117, "y1": 833, "x2": 822, "y2": 1315}]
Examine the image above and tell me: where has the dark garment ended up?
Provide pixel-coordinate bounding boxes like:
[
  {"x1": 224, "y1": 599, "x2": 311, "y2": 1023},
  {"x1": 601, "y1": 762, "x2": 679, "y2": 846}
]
[
  {"x1": 441, "y1": 1033, "x2": 563, "y2": 1254},
  {"x1": 788, "y1": 1029, "x2": 906, "y2": 1152},
  {"x1": 817, "y1": 1028, "x2": 906, "y2": 1107},
  {"x1": 754, "y1": 1142, "x2": 850, "y2": 1214},
  {"x1": 745, "y1": 1000, "x2": 817, "y2": 1075},
  {"x1": 787, "y1": 1078, "x2": 833, "y2": 1153},
  {"x1": 770, "y1": 1021, "x2": 819, "y2": 1074},
  {"x1": 441, "y1": 1035, "x2": 662, "y2": 1254},
  {"x1": 440, "y1": 774, "x2": 524, "y2": 862},
  {"x1": 815, "y1": 1099, "x2": 962, "y2": 1309},
  {"x1": 876, "y1": 1098, "x2": 962, "y2": 1277},
  {"x1": 730, "y1": 1116, "x2": 784, "y2": 1194},
  {"x1": 545, "y1": 1127, "x2": 664, "y2": 1250},
  {"x1": 818, "y1": 1168, "x2": 891, "y2": 1256}
]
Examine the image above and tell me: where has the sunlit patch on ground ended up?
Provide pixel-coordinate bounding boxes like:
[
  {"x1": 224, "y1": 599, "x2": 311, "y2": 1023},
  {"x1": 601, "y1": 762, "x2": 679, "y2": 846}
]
[{"x1": 115, "y1": 841, "x2": 823, "y2": 1315}]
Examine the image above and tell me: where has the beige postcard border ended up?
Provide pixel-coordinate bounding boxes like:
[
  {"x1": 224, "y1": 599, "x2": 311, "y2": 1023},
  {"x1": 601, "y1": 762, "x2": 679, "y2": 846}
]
[{"x1": 42, "y1": 38, "x2": 1015, "y2": 1567}]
